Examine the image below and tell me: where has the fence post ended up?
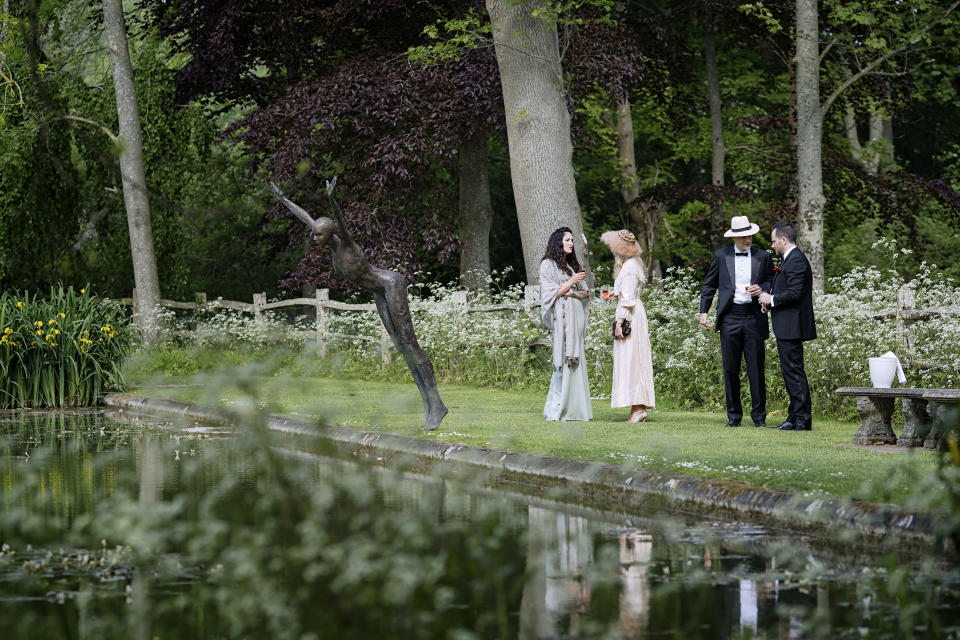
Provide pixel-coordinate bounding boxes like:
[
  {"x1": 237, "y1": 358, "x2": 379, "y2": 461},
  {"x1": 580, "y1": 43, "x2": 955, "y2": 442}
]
[
  {"x1": 896, "y1": 286, "x2": 916, "y2": 367},
  {"x1": 193, "y1": 292, "x2": 207, "y2": 331},
  {"x1": 379, "y1": 322, "x2": 393, "y2": 364},
  {"x1": 253, "y1": 292, "x2": 266, "y2": 323},
  {"x1": 316, "y1": 288, "x2": 329, "y2": 358},
  {"x1": 449, "y1": 291, "x2": 468, "y2": 372},
  {"x1": 524, "y1": 284, "x2": 540, "y2": 318},
  {"x1": 451, "y1": 290, "x2": 468, "y2": 328}
]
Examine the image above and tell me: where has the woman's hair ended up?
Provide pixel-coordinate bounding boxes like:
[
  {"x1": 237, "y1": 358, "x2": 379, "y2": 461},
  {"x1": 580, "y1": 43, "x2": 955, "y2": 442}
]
[
  {"x1": 611, "y1": 253, "x2": 643, "y2": 279},
  {"x1": 541, "y1": 227, "x2": 582, "y2": 274}
]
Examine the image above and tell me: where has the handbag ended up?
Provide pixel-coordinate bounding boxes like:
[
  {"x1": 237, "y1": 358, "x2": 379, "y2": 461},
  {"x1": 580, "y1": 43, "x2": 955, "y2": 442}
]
[{"x1": 612, "y1": 318, "x2": 632, "y2": 339}]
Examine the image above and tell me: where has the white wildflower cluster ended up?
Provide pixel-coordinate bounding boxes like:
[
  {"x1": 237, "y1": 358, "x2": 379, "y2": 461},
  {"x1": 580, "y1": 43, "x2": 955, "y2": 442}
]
[
  {"x1": 405, "y1": 274, "x2": 543, "y2": 386},
  {"x1": 325, "y1": 308, "x2": 384, "y2": 358},
  {"x1": 640, "y1": 267, "x2": 720, "y2": 406},
  {"x1": 159, "y1": 301, "x2": 312, "y2": 350},
  {"x1": 156, "y1": 251, "x2": 959, "y2": 404}
]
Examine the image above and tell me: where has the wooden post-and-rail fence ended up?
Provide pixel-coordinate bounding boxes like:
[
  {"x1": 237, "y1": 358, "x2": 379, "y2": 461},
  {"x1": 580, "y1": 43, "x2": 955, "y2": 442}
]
[
  {"x1": 112, "y1": 288, "x2": 536, "y2": 363},
  {"x1": 112, "y1": 284, "x2": 958, "y2": 370}
]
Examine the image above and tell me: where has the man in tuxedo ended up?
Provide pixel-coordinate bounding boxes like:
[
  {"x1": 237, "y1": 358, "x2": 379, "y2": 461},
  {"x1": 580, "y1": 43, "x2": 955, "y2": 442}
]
[
  {"x1": 699, "y1": 216, "x2": 774, "y2": 428},
  {"x1": 758, "y1": 221, "x2": 817, "y2": 431}
]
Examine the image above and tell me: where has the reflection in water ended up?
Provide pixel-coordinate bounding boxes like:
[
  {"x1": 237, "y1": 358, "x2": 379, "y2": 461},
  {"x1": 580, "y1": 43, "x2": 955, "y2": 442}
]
[
  {"x1": 132, "y1": 436, "x2": 163, "y2": 640},
  {"x1": 520, "y1": 508, "x2": 595, "y2": 639},
  {"x1": 619, "y1": 529, "x2": 651, "y2": 637},
  {"x1": 1, "y1": 411, "x2": 959, "y2": 639},
  {"x1": 739, "y1": 579, "x2": 757, "y2": 633}
]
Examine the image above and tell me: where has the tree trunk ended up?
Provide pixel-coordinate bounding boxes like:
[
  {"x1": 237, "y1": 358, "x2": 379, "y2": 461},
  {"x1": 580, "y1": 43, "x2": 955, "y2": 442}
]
[
  {"x1": 859, "y1": 108, "x2": 882, "y2": 175},
  {"x1": 881, "y1": 117, "x2": 894, "y2": 167},
  {"x1": 787, "y1": 38, "x2": 799, "y2": 206},
  {"x1": 458, "y1": 131, "x2": 493, "y2": 293},
  {"x1": 1, "y1": 0, "x2": 9, "y2": 47},
  {"x1": 845, "y1": 103, "x2": 891, "y2": 176},
  {"x1": 844, "y1": 105, "x2": 865, "y2": 165},
  {"x1": 486, "y1": 0, "x2": 591, "y2": 286},
  {"x1": 629, "y1": 198, "x2": 664, "y2": 282},
  {"x1": 103, "y1": 0, "x2": 162, "y2": 344},
  {"x1": 795, "y1": 0, "x2": 825, "y2": 292},
  {"x1": 867, "y1": 108, "x2": 893, "y2": 174},
  {"x1": 615, "y1": 97, "x2": 640, "y2": 205},
  {"x1": 704, "y1": 23, "x2": 726, "y2": 250},
  {"x1": 615, "y1": 98, "x2": 660, "y2": 280}
]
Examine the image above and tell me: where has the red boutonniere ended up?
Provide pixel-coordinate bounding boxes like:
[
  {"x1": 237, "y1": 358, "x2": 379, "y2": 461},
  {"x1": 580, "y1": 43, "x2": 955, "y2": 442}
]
[{"x1": 773, "y1": 266, "x2": 783, "y2": 273}]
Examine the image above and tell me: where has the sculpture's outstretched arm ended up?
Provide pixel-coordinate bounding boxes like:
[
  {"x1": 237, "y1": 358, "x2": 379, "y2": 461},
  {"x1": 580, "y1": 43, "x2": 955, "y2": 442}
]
[
  {"x1": 270, "y1": 182, "x2": 317, "y2": 227},
  {"x1": 324, "y1": 177, "x2": 354, "y2": 245}
]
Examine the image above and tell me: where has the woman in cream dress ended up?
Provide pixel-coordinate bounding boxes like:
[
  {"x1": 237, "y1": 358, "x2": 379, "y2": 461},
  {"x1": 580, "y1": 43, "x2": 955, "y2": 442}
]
[{"x1": 601, "y1": 230, "x2": 655, "y2": 422}]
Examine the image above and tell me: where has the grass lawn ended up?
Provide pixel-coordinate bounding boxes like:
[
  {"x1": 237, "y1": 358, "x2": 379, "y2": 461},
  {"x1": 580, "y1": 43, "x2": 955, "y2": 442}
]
[{"x1": 130, "y1": 370, "x2": 946, "y2": 507}]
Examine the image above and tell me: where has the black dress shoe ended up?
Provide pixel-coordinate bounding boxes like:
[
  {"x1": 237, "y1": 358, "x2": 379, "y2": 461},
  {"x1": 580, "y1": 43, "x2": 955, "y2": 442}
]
[
  {"x1": 753, "y1": 422, "x2": 766, "y2": 428},
  {"x1": 793, "y1": 422, "x2": 812, "y2": 431},
  {"x1": 776, "y1": 421, "x2": 796, "y2": 430},
  {"x1": 726, "y1": 419, "x2": 742, "y2": 427}
]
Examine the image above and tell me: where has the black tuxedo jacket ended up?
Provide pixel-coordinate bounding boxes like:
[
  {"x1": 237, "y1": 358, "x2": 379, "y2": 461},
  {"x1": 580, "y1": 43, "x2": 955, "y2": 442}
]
[
  {"x1": 769, "y1": 247, "x2": 817, "y2": 341},
  {"x1": 699, "y1": 246, "x2": 774, "y2": 339}
]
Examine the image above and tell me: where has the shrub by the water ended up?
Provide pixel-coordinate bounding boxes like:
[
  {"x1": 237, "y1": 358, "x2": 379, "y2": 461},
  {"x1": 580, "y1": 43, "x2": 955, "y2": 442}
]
[{"x1": 0, "y1": 286, "x2": 132, "y2": 408}]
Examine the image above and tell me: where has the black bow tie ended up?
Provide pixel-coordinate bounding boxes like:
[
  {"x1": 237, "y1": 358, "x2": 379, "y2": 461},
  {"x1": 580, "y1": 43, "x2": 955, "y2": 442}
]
[{"x1": 735, "y1": 251, "x2": 749, "y2": 256}]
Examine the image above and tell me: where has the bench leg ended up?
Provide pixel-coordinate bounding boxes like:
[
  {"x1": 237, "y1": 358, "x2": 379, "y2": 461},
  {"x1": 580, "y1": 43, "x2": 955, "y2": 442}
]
[
  {"x1": 898, "y1": 398, "x2": 931, "y2": 447},
  {"x1": 923, "y1": 402, "x2": 951, "y2": 451},
  {"x1": 851, "y1": 396, "x2": 896, "y2": 445}
]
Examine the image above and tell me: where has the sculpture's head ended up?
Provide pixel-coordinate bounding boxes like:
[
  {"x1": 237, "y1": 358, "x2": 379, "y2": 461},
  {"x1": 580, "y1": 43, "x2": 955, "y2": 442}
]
[{"x1": 311, "y1": 217, "x2": 336, "y2": 248}]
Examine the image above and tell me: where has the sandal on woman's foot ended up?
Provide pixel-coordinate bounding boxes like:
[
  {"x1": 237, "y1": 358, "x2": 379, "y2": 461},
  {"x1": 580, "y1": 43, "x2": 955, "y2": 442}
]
[{"x1": 628, "y1": 410, "x2": 647, "y2": 423}]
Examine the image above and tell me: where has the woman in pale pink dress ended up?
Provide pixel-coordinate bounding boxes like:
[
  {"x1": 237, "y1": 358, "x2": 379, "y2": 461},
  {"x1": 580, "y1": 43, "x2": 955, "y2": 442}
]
[{"x1": 601, "y1": 230, "x2": 655, "y2": 422}]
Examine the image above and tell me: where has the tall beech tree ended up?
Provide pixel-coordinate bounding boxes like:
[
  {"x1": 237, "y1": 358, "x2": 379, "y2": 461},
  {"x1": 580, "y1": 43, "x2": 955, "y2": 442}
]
[
  {"x1": 458, "y1": 131, "x2": 494, "y2": 292},
  {"x1": 794, "y1": 0, "x2": 960, "y2": 290},
  {"x1": 421, "y1": 2, "x2": 664, "y2": 283},
  {"x1": 485, "y1": 0, "x2": 593, "y2": 285},
  {"x1": 103, "y1": 0, "x2": 162, "y2": 343},
  {"x1": 794, "y1": 0, "x2": 824, "y2": 290}
]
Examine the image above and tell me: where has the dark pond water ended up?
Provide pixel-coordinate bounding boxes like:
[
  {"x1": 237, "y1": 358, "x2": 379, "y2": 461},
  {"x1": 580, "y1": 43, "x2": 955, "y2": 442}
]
[{"x1": 1, "y1": 410, "x2": 958, "y2": 639}]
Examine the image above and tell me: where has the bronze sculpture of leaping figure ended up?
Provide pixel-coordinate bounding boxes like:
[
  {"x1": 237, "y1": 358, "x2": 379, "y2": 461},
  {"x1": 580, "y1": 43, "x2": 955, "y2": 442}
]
[{"x1": 270, "y1": 179, "x2": 448, "y2": 430}]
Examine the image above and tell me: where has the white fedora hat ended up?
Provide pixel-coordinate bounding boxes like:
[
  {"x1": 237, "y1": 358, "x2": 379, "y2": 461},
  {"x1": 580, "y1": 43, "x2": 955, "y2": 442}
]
[{"x1": 724, "y1": 215, "x2": 760, "y2": 238}]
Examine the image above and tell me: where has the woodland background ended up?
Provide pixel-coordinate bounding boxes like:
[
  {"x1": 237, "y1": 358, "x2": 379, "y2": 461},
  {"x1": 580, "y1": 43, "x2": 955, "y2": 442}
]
[{"x1": 2, "y1": 0, "x2": 959, "y2": 306}]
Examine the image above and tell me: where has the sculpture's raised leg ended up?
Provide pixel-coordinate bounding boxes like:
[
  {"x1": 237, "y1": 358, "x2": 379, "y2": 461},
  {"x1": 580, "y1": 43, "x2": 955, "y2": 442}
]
[{"x1": 372, "y1": 270, "x2": 448, "y2": 431}]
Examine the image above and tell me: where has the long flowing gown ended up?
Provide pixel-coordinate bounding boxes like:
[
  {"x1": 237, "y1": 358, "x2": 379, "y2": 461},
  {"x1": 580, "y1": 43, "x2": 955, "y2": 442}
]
[
  {"x1": 540, "y1": 260, "x2": 593, "y2": 421},
  {"x1": 611, "y1": 257, "x2": 655, "y2": 408}
]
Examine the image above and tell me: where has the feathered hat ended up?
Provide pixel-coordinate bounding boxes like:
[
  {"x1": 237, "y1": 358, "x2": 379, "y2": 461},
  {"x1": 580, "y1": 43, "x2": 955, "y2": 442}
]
[{"x1": 600, "y1": 229, "x2": 643, "y2": 257}]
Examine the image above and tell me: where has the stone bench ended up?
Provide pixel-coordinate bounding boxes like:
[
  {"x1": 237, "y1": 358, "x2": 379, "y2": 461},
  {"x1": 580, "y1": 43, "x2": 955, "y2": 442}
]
[{"x1": 834, "y1": 387, "x2": 960, "y2": 449}]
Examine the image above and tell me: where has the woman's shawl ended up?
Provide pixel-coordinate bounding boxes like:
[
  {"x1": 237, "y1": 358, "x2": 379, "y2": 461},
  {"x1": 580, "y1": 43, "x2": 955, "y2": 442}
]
[{"x1": 539, "y1": 259, "x2": 587, "y2": 370}]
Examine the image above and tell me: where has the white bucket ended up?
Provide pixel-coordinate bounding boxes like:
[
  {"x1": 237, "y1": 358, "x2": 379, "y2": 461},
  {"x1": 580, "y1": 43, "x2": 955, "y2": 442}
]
[{"x1": 868, "y1": 357, "x2": 898, "y2": 388}]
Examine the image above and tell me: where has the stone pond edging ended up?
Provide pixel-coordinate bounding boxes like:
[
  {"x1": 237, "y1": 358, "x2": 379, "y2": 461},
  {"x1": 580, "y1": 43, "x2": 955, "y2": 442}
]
[{"x1": 104, "y1": 392, "x2": 949, "y2": 552}]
